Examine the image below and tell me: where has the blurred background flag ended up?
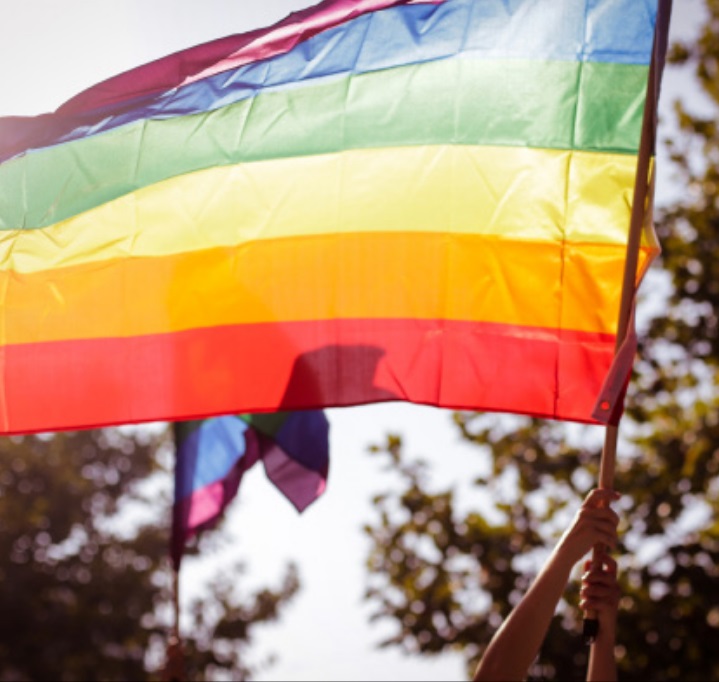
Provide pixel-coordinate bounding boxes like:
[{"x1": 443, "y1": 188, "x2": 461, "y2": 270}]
[{"x1": 171, "y1": 410, "x2": 329, "y2": 570}]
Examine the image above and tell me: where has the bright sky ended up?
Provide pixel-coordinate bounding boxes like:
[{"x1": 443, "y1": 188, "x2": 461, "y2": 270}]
[{"x1": 0, "y1": 1, "x2": 706, "y2": 681}]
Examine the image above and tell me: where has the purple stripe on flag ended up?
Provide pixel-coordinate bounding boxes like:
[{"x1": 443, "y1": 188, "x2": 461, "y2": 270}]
[{"x1": 262, "y1": 439, "x2": 328, "y2": 512}]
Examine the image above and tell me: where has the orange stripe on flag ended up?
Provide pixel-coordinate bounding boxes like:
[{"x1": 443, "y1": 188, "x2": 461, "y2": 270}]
[{"x1": 0, "y1": 233, "x2": 650, "y2": 345}]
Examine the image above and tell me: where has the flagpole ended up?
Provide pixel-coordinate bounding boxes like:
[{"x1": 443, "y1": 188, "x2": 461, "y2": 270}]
[
  {"x1": 164, "y1": 423, "x2": 186, "y2": 682},
  {"x1": 173, "y1": 566, "x2": 181, "y2": 642},
  {"x1": 582, "y1": 0, "x2": 672, "y2": 645},
  {"x1": 162, "y1": 566, "x2": 186, "y2": 681}
]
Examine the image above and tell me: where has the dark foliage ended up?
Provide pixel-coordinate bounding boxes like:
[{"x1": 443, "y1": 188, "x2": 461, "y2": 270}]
[{"x1": 0, "y1": 428, "x2": 299, "y2": 681}]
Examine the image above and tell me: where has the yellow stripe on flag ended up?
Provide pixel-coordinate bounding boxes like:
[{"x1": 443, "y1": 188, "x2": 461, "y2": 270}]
[{"x1": 0, "y1": 145, "x2": 643, "y2": 274}]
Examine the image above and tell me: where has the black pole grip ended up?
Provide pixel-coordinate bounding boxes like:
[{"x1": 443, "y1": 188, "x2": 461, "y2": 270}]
[{"x1": 582, "y1": 617, "x2": 599, "y2": 645}]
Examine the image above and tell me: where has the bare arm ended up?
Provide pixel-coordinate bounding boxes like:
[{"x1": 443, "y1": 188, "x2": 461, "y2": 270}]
[
  {"x1": 581, "y1": 555, "x2": 620, "y2": 682},
  {"x1": 473, "y1": 489, "x2": 619, "y2": 682}
]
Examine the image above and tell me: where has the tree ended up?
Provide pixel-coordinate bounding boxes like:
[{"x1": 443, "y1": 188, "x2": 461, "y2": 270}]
[
  {"x1": 0, "y1": 427, "x2": 299, "y2": 681},
  {"x1": 362, "y1": 3, "x2": 719, "y2": 680}
]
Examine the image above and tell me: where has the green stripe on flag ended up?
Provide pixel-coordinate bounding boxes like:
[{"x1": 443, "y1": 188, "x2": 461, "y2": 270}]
[{"x1": 0, "y1": 59, "x2": 648, "y2": 231}]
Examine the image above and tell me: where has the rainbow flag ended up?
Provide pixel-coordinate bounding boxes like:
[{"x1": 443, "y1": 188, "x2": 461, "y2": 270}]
[
  {"x1": 0, "y1": 0, "x2": 664, "y2": 433},
  {"x1": 171, "y1": 410, "x2": 329, "y2": 569}
]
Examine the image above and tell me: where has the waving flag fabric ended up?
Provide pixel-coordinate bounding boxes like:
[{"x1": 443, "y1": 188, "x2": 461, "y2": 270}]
[
  {"x1": 171, "y1": 410, "x2": 329, "y2": 569},
  {"x1": 0, "y1": 0, "x2": 663, "y2": 433}
]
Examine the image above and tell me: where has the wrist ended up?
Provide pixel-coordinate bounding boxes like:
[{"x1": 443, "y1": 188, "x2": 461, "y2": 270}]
[
  {"x1": 596, "y1": 610, "x2": 618, "y2": 631},
  {"x1": 549, "y1": 538, "x2": 582, "y2": 574}
]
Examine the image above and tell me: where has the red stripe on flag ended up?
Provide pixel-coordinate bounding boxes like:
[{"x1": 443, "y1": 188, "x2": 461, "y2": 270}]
[{"x1": 0, "y1": 318, "x2": 614, "y2": 433}]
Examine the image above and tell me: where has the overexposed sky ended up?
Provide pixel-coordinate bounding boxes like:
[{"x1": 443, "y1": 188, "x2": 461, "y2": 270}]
[{"x1": 0, "y1": 1, "x2": 706, "y2": 680}]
